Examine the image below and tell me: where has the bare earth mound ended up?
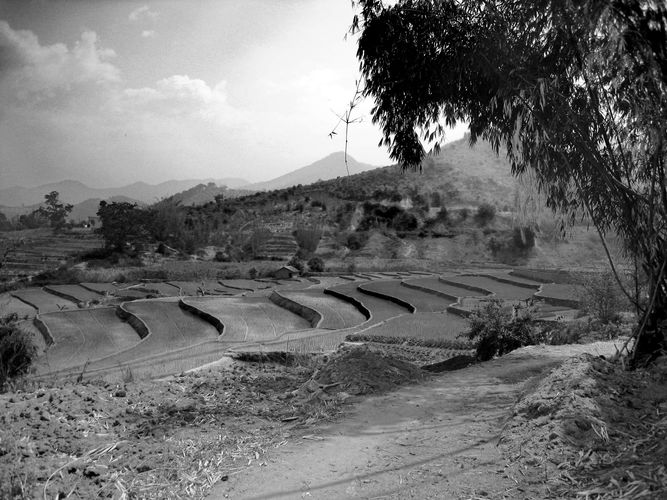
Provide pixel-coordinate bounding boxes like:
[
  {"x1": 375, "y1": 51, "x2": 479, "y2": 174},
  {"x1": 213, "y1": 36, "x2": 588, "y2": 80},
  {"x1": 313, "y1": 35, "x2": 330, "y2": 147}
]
[
  {"x1": 501, "y1": 353, "x2": 667, "y2": 499},
  {"x1": 295, "y1": 344, "x2": 426, "y2": 399}
]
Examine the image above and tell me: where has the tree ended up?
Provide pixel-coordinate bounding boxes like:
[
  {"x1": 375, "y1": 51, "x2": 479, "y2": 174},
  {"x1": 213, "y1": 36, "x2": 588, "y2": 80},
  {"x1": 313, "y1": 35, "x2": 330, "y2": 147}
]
[
  {"x1": 36, "y1": 191, "x2": 73, "y2": 231},
  {"x1": 353, "y1": 0, "x2": 667, "y2": 362},
  {"x1": 307, "y1": 256, "x2": 325, "y2": 272},
  {"x1": 97, "y1": 201, "x2": 150, "y2": 251}
]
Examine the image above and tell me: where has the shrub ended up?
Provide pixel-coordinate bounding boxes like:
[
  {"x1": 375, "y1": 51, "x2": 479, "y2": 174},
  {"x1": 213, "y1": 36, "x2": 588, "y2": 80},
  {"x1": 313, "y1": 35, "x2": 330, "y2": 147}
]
[
  {"x1": 307, "y1": 256, "x2": 325, "y2": 272},
  {"x1": 461, "y1": 300, "x2": 537, "y2": 360},
  {"x1": 392, "y1": 211, "x2": 419, "y2": 231},
  {"x1": 287, "y1": 256, "x2": 304, "y2": 273},
  {"x1": 347, "y1": 231, "x2": 369, "y2": 250},
  {"x1": 0, "y1": 314, "x2": 37, "y2": 391},
  {"x1": 474, "y1": 203, "x2": 496, "y2": 226},
  {"x1": 248, "y1": 267, "x2": 258, "y2": 279}
]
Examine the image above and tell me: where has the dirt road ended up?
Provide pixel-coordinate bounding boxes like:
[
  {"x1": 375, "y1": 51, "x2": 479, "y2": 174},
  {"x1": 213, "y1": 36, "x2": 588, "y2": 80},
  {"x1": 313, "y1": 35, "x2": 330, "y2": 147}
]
[{"x1": 208, "y1": 342, "x2": 620, "y2": 500}]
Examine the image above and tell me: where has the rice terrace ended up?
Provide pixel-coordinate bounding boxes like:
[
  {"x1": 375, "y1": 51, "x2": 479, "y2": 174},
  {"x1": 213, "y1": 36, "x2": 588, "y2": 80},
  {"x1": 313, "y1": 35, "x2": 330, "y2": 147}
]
[{"x1": 1, "y1": 1, "x2": 666, "y2": 499}]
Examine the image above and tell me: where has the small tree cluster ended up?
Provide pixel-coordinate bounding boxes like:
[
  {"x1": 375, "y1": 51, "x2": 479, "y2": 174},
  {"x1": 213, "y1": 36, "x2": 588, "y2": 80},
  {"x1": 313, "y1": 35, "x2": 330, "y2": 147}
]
[{"x1": 461, "y1": 300, "x2": 537, "y2": 361}]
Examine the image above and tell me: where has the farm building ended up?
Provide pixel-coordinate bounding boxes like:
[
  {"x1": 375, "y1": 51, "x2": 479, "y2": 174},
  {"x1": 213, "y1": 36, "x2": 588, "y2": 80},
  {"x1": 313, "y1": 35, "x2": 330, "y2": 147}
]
[{"x1": 275, "y1": 265, "x2": 299, "y2": 279}]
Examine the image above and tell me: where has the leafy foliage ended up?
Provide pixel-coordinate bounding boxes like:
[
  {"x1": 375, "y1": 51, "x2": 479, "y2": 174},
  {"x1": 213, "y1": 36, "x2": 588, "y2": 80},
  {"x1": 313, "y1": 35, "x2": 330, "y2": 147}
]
[
  {"x1": 353, "y1": 0, "x2": 667, "y2": 359},
  {"x1": 474, "y1": 203, "x2": 496, "y2": 227},
  {"x1": 0, "y1": 313, "x2": 36, "y2": 391},
  {"x1": 97, "y1": 201, "x2": 151, "y2": 251},
  {"x1": 307, "y1": 256, "x2": 325, "y2": 272},
  {"x1": 461, "y1": 300, "x2": 537, "y2": 361},
  {"x1": 36, "y1": 191, "x2": 73, "y2": 231}
]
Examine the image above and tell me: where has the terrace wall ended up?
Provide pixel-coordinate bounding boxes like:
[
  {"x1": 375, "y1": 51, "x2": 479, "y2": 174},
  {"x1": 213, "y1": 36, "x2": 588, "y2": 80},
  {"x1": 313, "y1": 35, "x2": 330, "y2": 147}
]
[
  {"x1": 33, "y1": 316, "x2": 55, "y2": 346},
  {"x1": 269, "y1": 291, "x2": 322, "y2": 328},
  {"x1": 178, "y1": 299, "x2": 225, "y2": 335},
  {"x1": 357, "y1": 284, "x2": 416, "y2": 313},
  {"x1": 115, "y1": 303, "x2": 150, "y2": 339},
  {"x1": 322, "y1": 289, "x2": 371, "y2": 320}
]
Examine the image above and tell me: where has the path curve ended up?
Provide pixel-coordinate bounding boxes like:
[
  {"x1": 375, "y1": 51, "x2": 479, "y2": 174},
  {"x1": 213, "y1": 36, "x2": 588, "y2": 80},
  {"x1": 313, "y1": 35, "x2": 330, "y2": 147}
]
[{"x1": 208, "y1": 341, "x2": 622, "y2": 500}]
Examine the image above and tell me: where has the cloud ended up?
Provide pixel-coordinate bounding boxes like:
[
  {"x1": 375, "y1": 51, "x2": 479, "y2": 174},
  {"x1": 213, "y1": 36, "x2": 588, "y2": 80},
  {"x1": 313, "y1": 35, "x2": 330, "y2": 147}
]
[
  {"x1": 129, "y1": 5, "x2": 158, "y2": 23},
  {"x1": 141, "y1": 30, "x2": 156, "y2": 38},
  {"x1": 120, "y1": 75, "x2": 237, "y2": 124},
  {"x1": 0, "y1": 21, "x2": 120, "y2": 104}
]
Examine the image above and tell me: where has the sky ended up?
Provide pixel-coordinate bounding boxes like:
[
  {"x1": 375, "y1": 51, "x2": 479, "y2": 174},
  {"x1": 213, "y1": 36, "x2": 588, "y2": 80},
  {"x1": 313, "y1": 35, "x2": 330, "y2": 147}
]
[{"x1": 0, "y1": 0, "x2": 467, "y2": 188}]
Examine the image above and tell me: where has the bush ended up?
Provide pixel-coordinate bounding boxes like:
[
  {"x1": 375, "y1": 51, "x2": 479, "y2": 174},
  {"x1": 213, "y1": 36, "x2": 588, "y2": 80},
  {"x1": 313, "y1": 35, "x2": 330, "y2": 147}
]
[
  {"x1": 578, "y1": 271, "x2": 630, "y2": 324},
  {"x1": 307, "y1": 256, "x2": 325, "y2": 272},
  {"x1": 461, "y1": 300, "x2": 537, "y2": 360},
  {"x1": 392, "y1": 211, "x2": 419, "y2": 231},
  {"x1": 474, "y1": 203, "x2": 496, "y2": 226},
  {"x1": 347, "y1": 231, "x2": 369, "y2": 250},
  {"x1": 287, "y1": 256, "x2": 304, "y2": 273},
  {"x1": 0, "y1": 314, "x2": 37, "y2": 391}
]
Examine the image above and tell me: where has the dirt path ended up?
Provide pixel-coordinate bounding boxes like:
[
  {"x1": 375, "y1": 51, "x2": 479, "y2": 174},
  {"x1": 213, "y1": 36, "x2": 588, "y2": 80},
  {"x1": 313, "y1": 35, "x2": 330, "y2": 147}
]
[{"x1": 208, "y1": 342, "x2": 621, "y2": 500}]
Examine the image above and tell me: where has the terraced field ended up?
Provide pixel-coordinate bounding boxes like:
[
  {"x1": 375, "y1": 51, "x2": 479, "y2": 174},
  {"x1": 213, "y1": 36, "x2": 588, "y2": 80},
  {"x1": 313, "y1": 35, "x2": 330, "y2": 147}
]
[
  {"x1": 0, "y1": 293, "x2": 38, "y2": 318},
  {"x1": 134, "y1": 282, "x2": 182, "y2": 297},
  {"x1": 44, "y1": 284, "x2": 103, "y2": 303},
  {"x1": 66, "y1": 299, "x2": 223, "y2": 374},
  {"x1": 79, "y1": 282, "x2": 121, "y2": 294},
  {"x1": 359, "y1": 280, "x2": 452, "y2": 312},
  {"x1": 326, "y1": 281, "x2": 411, "y2": 323},
  {"x1": 363, "y1": 312, "x2": 469, "y2": 341},
  {"x1": 15, "y1": 270, "x2": 587, "y2": 381},
  {"x1": 537, "y1": 283, "x2": 584, "y2": 307},
  {"x1": 11, "y1": 288, "x2": 77, "y2": 313},
  {"x1": 182, "y1": 296, "x2": 310, "y2": 342},
  {"x1": 220, "y1": 279, "x2": 274, "y2": 291},
  {"x1": 441, "y1": 275, "x2": 538, "y2": 300},
  {"x1": 403, "y1": 277, "x2": 489, "y2": 300},
  {"x1": 34, "y1": 308, "x2": 141, "y2": 372},
  {"x1": 279, "y1": 290, "x2": 367, "y2": 329},
  {"x1": 168, "y1": 280, "x2": 236, "y2": 296}
]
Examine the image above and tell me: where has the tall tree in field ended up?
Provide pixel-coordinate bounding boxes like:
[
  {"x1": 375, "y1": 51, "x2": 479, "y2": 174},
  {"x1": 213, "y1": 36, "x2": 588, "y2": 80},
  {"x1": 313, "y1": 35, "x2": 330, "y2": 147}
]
[
  {"x1": 97, "y1": 201, "x2": 149, "y2": 251},
  {"x1": 353, "y1": 0, "x2": 667, "y2": 362},
  {"x1": 36, "y1": 191, "x2": 73, "y2": 231}
]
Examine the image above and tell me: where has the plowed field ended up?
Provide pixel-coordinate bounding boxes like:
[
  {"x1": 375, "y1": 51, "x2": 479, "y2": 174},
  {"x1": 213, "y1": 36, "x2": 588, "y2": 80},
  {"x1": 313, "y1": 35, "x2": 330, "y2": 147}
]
[
  {"x1": 35, "y1": 308, "x2": 141, "y2": 372},
  {"x1": 182, "y1": 297, "x2": 310, "y2": 342},
  {"x1": 279, "y1": 290, "x2": 367, "y2": 329}
]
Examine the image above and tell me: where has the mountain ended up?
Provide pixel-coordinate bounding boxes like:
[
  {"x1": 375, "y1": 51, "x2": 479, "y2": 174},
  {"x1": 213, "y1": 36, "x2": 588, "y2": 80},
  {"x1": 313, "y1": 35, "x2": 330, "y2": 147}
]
[
  {"x1": 0, "y1": 178, "x2": 250, "y2": 208},
  {"x1": 422, "y1": 135, "x2": 517, "y2": 204},
  {"x1": 246, "y1": 152, "x2": 380, "y2": 191}
]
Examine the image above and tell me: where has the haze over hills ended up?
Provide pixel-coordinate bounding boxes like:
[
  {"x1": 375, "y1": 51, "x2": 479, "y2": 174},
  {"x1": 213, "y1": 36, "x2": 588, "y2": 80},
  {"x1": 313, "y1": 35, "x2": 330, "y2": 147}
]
[
  {"x1": 246, "y1": 152, "x2": 381, "y2": 191},
  {"x1": 0, "y1": 178, "x2": 249, "y2": 208}
]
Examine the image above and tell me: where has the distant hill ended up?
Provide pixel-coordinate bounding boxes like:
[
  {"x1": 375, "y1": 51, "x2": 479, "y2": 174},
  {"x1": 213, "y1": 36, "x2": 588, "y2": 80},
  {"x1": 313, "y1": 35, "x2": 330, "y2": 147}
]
[
  {"x1": 422, "y1": 135, "x2": 517, "y2": 205},
  {"x1": 246, "y1": 152, "x2": 380, "y2": 191},
  {"x1": 0, "y1": 178, "x2": 249, "y2": 207},
  {"x1": 276, "y1": 136, "x2": 518, "y2": 207},
  {"x1": 164, "y1": 183, "x2": 255, "y2": 207},
  {"x1": 68, "y1": 196, "x2": 141, "y2": 222}
]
